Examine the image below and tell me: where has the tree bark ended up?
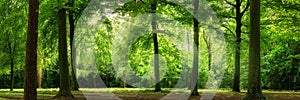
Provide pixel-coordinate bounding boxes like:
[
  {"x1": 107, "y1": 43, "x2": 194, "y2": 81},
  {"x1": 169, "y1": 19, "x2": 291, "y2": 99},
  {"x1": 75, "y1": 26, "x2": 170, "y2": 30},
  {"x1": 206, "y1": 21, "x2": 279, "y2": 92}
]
[
  {"x1": 24, "y1": 0, "x2": 39, "y2": 99},
  {"x1": 243, "y1": 0, "x2": 265, "y2": 99},
  {"x1": 151, "y1": 0, "x2": 161, "y2": 92},
  {"x1": 191, "y1": 0, "x2": 199, "y2": 96},
  {"x1": 69, "y1": 0, "x2": 79, "y2": 91},
  {"x1": 55, "y1": 8, "x2": 74, "y2": 98}
]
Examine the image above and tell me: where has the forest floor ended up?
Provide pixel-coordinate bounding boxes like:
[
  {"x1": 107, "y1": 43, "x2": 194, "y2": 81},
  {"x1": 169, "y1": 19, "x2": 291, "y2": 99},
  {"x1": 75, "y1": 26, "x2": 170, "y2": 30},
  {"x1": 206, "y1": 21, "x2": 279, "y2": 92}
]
[{"x1": 0, "y1": 88, "x2": 299, "y2": 100}]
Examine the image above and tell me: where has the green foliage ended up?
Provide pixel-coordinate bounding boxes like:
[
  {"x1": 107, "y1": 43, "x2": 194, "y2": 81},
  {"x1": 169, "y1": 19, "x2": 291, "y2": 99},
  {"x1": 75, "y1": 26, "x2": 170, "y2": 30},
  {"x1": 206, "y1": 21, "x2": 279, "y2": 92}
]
[
  {"x1": 0, "y1": 0, "x2": 27, "y2": 89},
  {"x1": 262, "y1": 40, "x2": 300, "y2": 90},
  {"x1": 129, "y1": 34, "x2": 182, "y2": 88},
  {"x1": 0, "y1": 0, "x2": 299, "y2": 91},
  {"x1": 259, "y1": 0, "x2": 300, "y2": 90}
]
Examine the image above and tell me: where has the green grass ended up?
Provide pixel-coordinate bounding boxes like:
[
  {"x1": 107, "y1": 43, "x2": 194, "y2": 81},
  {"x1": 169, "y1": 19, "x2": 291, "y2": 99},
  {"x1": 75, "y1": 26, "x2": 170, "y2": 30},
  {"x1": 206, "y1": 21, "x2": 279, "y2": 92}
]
[
  {"x1": 0, "y1": 97, "x2": 8, "y2": 100},
  {"x1": 0, "y1": 88, "x2": 299, "y2": 100}
]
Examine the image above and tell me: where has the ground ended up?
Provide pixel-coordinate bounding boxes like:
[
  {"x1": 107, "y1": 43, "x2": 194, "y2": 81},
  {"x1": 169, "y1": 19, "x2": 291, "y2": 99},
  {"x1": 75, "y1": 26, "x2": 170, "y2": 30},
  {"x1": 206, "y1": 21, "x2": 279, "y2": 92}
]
[{"x1": 0, "y1": 88, "x2": 299, "y2": 100}]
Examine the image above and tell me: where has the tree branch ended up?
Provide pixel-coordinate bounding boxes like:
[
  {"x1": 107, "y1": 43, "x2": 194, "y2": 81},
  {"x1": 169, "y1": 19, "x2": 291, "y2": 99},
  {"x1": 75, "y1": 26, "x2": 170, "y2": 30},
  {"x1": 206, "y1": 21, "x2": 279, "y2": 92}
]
[
  {"x1": 218, "y1": 14, "x2": 235, "y2": 19},
  {"x1": 221, "y1": 24, "x2": 235, "y2": 36},
  {"x1": 225, "y1": 0, "x2": 236, "y2": 7},
  {"x1": 241, "y1": 0, "x2": 250, "y2": 16}
]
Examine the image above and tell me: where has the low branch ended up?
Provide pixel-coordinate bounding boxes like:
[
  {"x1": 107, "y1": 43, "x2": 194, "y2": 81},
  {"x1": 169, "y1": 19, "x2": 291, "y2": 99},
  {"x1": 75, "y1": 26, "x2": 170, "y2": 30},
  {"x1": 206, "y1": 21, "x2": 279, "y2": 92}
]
[{"x1": 225, "y1": 0, "x2": 236, "y2": 7}]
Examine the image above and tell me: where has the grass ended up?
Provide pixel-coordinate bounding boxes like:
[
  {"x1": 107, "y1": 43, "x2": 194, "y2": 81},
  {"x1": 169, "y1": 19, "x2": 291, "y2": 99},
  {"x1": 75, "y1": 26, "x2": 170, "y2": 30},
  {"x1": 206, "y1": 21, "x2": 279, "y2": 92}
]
[
  {"x1": 0, "y1": 88, "x2": 299, "y2": 100},
  {"x1": 0, "y1": 97, "x2": 8, "y2": 100}
]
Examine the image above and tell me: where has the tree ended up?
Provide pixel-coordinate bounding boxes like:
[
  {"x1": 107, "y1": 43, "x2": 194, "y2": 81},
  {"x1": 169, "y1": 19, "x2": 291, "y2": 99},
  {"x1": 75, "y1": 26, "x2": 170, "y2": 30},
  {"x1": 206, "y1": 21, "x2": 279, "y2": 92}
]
[
  {"x1": 223, "y1": 0, "x2": 250, "y2": 92},
  {"x1": 190, "y1": 0, "x2": 199, "y2": 96},
  {"x1": 243, "y1": 0, "x2": 265, "y2": 99},
  {"x1": 54, "y1": 6, "x2": 74, "y2": 98},
  {"x1": 37, "y1": 0, "x2": 60, "y2": 89},
  {"x1": 151, "y1": 0, "x2": 162, "y2": 92},
  {"x1": 0, "y1": 0, "x2": 27, "y2": 91},
  {"x1": 68, "y1": 0, "x2": 79, "y2": 91},
  {"x1": 202, "y1": 30, "x2": 211, "y2": 70},
  {"x1": 8, "y1": 34, "x2": 15, "y2": 91},
  {"x1": 24, "y1": 0, "x2": 39, "y2": 99}
]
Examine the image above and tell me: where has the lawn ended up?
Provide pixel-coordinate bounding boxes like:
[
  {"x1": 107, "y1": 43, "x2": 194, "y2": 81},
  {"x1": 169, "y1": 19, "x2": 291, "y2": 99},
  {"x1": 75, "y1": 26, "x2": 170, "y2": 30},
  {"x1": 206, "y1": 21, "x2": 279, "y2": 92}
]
[{"x1": 0, "y1": 88, "x2": 299, "y2": 100}]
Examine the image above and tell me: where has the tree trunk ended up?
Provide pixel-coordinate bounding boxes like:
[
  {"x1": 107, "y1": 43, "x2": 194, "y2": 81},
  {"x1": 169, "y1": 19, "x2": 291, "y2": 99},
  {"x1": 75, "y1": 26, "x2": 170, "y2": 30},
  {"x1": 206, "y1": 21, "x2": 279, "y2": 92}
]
[
  {"x1": 121, "y1": 70, "x2": 126, "y2": 88},
  {"x1": 94, "y1": 77, "x2": 96, "y2": 88},
  {"x1": 24, "y1": 0, "x2": 39, "y2": 99},
  {"x1": 233, "y1": 0, "x2": 242, "y2": 92},
  {"x1": 191, "y1": 0, "x2": 199, "y2": 96},
  {"x1": 38, "y1": 66, "x2": 42, "y2": 88},
  {"x1": 55, "y1": 8, "x2": 74, "y2": 98},
  {"x1": 8, "y1": 38, "x2": 14, "y2": 91},
  {"x1": 69, "y1": 0, "x2": 79, "y2": 91},
  {"x1": 243, "y1": 0, "x2": 265, "y2": 99},
  {"x1": 10, "y1": 56, "x2": 14, "y2": 91},
  {"x1": 203, "y1": 30, "x2": 211, "y2": 70},
  {"x1": 151, "y1": 0, "x2": 161, "y2": 92},
  {"x1": 208, "y1": 47, "x2": 211, "y2": 70},
  {"x1": 0, "y1": 75, "x2": 2, "y2": 89}
]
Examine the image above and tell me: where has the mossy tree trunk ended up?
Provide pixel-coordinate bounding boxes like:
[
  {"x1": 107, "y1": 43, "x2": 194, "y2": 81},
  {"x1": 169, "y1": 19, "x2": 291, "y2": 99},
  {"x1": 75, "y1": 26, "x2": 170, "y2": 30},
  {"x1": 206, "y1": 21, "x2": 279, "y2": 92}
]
[
  {"x1": 243, "y1": 0, "x2": 265, "y2": 99},
  {"x1": 24, "y1": 0, "x2": 39, "y2": 99}
]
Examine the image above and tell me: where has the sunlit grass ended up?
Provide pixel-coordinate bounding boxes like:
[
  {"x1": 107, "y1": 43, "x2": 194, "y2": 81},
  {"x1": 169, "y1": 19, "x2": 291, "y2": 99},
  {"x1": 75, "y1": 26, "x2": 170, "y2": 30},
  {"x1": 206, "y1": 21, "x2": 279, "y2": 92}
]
[
  {"x1": 0, "y1": 97, "x2": 8, "y2": 100},
  {"x1": 0, "y1": 88, "x2": 299, "y2": 99}
]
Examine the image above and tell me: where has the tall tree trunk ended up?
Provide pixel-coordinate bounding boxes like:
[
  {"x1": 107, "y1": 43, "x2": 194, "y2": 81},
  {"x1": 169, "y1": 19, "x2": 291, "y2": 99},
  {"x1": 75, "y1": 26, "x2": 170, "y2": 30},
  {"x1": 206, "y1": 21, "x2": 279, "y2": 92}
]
[
  {"x1": 233, "y1": 0, "x2": 242, "y2": 92},
  {"x1": 24, "y1": 0, "x2": 39, "y2": 99},
  {"x1": 151, "y1": 0, "x2": 161, "y2": 92},
  {"x1": 55, "y1": 8, "x2": 74, "y2": 98},
  {"x1": 191, "y1": 0, "x2": 199, "y2": 96},
  {"x1": 69, "y1": 0, "x2": 79, "y2": 91},
  {"x1": 243, "y1": 0, "x2": 265, "y2": 99},
  {"x1": 224, "y1": 0, "x2": 250, "y2": 92}
]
